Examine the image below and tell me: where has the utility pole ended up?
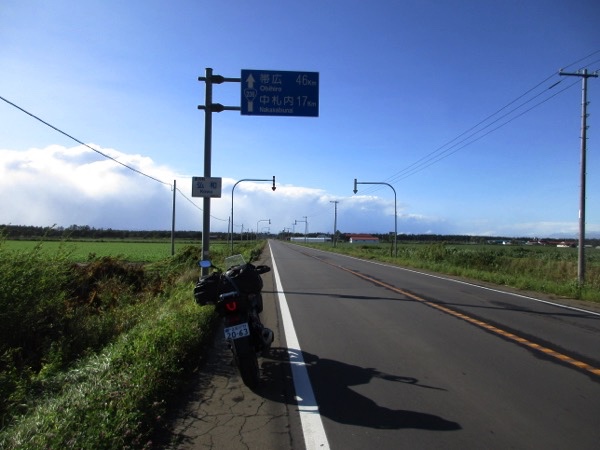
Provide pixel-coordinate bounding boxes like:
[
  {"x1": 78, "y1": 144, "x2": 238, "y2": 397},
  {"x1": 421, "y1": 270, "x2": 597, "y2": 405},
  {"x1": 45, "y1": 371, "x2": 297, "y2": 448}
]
[
  {"x1": 559, "y1": 68, "x2": 598, "y2": 285},
  {"x1": 330, "y1": 200, "x2": 339, "y2": 247},
  {"x1": 171, "y1": 180, "x2": 176, "y2": 256}
]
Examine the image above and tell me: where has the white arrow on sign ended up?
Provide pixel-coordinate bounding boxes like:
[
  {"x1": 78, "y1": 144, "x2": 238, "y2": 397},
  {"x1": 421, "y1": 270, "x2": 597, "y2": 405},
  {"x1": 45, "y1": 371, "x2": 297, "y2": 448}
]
[
  {"x1": 245, "y1": 73, "x2": 255, "y2": 88},
  {"x1": 244, "y1": 73, "x2": 257, "y2": 112}
]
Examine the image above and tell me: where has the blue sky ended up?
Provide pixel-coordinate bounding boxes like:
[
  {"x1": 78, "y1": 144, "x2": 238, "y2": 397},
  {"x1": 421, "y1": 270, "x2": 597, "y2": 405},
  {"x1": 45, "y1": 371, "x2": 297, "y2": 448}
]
[{"x1": 1, "y1": 0, "x2": 599, "y2": 238}]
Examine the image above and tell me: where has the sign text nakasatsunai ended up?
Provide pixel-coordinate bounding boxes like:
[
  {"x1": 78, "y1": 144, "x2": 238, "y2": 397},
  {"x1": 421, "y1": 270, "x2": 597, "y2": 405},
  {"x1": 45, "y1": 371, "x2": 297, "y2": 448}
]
[
  {"x1": 192, "y1": 177, "x2": 222, "y2": 198},
  {"x1": 241, "y1": 69, "x2": 319, "y2": 117}
]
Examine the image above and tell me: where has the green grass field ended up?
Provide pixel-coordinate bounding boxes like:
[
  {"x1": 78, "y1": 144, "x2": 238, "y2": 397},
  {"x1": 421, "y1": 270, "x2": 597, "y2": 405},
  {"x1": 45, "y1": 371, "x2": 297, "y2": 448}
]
[
  {"x1": 2, "y1": 239, "x2": 209, "y2": 263},
  {"x1": 0, "y1": 239, "x2": 265, "y2": 448}
]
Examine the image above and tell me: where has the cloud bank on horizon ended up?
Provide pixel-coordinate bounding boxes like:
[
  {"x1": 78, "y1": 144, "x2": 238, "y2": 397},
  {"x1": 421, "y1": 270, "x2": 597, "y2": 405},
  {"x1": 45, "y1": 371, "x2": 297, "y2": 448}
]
[{"x1": 0, "y1": 144, "x2": 593, "y2": 238}]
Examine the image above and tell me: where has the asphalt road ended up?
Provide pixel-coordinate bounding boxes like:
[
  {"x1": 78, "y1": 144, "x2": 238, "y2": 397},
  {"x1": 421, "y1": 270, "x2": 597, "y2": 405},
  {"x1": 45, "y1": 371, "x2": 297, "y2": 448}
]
[{"x1": 167, "y1": 240, "x2": 600, "y2": 449}]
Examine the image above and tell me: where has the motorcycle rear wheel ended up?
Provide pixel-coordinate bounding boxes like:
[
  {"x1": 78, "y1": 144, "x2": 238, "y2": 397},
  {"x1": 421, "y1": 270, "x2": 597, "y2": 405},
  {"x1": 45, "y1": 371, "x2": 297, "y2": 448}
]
[{"x1": 233, "y1": 337, "x2": 260, "y2": 388}]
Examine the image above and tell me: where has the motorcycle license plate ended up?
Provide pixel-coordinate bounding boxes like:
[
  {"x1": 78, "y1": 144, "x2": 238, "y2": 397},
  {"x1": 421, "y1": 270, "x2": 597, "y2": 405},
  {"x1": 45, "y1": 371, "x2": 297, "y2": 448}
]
[{"x1": 224, "y1": 323, "x2": 250, "y2": 340}]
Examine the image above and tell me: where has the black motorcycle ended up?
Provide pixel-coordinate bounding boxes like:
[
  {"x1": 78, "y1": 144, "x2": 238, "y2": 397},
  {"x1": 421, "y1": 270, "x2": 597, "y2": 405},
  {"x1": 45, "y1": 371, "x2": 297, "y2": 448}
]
[{"x1": 194, "y1": 255, "x2": 274, "y2": 388}]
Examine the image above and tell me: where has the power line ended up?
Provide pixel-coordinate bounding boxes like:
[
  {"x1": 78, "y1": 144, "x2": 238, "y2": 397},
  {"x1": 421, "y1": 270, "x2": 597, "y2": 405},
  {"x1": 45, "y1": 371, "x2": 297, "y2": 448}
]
[
  {"x1": 175, "y1": 187, "x2": 202, "y2": 210},
  {"x1": 358, "y1": 50, "x2": 600, "y2": 196},
  {"x1": 563, "y1": 49, "x2": 600, "y2": 71},
  {"x1": 0, "y1": 94, "x2": 230, "y2": 223},
  {"x1": 385, "y1": 78, "x2": 580, "y2": 184},
  {"x1": 388, "y1": 76, "x2": 559, "y2": 182},
  {"x1": 175, "y1": 187, "x2": 228, "y2": 222},
  {"x1": 0, "y1": 95, "x2": 170, "y2": 187},
  {"x1": 358, "y1": 75, "x2": 569, "y2": 195}
]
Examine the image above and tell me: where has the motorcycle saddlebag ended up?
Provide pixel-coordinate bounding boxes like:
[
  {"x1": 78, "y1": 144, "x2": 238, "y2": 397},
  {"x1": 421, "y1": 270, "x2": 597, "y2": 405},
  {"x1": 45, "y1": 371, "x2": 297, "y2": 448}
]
[
  {"x1": 226, "y1": 263, "x2": 263, "y2": 293},
  {"x1": 194, "y1": 272, "x2": 221, "y2": 305}
]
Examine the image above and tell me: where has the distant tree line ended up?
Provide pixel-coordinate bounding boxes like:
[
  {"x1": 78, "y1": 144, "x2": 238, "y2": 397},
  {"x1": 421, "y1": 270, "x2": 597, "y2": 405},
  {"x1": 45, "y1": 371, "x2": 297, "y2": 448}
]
[
  {"x1": 276, "y1": 230, "x2": 600, "y2": 247},
  {"x1": 0, "y1": 224, "x2": 205, "y2": 240},
  {"x1": 276, "y1": 230, "x2": 510, "y2": 244},
  {"x1": 3, "y1": 224, "x2": 599, "y2": 247}
]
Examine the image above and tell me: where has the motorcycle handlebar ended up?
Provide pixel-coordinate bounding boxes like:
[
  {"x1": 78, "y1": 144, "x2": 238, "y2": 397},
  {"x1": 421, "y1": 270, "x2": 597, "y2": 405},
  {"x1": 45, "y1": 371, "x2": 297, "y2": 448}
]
[{"x1": 220, "y1": 291, "x2": 239, "y2": 300}]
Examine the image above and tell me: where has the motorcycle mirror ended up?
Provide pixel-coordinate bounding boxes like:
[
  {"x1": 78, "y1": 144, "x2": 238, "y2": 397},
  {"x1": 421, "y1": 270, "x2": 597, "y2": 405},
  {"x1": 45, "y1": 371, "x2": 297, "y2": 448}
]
[
  {"x1": 255, "y1": 265, "x2": 271, "y2": 274},
  {"x1": 198, "y1": 260, "x2": 212, "y2": 268}
]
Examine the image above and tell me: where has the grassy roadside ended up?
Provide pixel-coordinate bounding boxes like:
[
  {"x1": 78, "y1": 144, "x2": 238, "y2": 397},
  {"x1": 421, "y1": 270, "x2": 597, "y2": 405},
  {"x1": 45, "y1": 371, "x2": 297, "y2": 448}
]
[
  {"x1": 0, "y1": 283, "x2": 215, "y2": 449},
  {"x1": 301, "y1": 241, "x2": 600, "y2": 303},
  {"x1": 0, "y1": 239, "x2": 265, "y2": 449}
]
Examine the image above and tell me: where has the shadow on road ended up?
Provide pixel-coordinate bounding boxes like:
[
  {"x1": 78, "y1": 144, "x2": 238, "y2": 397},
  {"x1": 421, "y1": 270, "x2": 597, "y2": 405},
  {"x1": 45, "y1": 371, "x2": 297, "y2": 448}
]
[{"x1": 257, "y1": 346, "x2": 461, "y2": 431}]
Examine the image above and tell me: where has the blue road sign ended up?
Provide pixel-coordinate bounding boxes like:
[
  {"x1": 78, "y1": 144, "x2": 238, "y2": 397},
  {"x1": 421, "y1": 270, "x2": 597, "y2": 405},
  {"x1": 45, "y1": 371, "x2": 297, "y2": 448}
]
[{"x1": 241, "y1": 69, "x2": 319, "y2": 117}]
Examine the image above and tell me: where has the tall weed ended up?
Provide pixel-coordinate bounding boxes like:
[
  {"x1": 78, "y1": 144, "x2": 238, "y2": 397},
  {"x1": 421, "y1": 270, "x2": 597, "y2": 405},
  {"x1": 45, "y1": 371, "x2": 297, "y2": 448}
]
[
  {"x1": 0, "y1": 241, "x2": 73, "y2": 421},
  {"x1": 0, "y1": 241, "x2": 72, "y2": 366},
  {"x1": 0, "y1": 238, "x2": 229, "y2": 448},
  {"x1": 0, "y1": 246, "x2": 165, "y2": 428},
  {"x1": 0, "y1": 284, "x2": 216, "y2": 449}
]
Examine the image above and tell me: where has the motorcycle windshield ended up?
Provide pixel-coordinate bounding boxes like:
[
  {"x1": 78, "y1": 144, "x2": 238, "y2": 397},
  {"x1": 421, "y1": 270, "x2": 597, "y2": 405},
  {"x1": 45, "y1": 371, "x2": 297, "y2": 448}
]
[{"x1": 224, "y1": 254, "x2": 246, "y2": 269}]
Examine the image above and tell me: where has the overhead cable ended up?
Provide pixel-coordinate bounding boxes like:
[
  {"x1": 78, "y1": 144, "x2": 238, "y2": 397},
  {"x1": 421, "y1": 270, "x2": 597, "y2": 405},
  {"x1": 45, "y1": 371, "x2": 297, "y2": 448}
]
[
  {"x1": 0, "y1": 94, "x2": 229, "y2": 222},
  {"x1": 358, "y1": 50, "x2": 600, "y2": 196},
  {"x1": 0, "y1": 95, "x2": 170, "y2": 187}
]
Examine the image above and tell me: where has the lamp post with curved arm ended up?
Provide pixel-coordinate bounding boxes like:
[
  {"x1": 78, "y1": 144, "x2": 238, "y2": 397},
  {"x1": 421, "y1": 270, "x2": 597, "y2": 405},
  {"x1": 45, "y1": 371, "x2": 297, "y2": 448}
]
[
  {"x1": 256, "y1": 219, "x2": 271, "y2": 240},
  {"x1": 295, "y1": 216, "x2": 308, "y2": 242},
  {"x1": 353, "y1": 178, "x2": 397, "y2": 257},
  {"x1": 231, "y1": 176, "x2": 276, "y2": 254}
]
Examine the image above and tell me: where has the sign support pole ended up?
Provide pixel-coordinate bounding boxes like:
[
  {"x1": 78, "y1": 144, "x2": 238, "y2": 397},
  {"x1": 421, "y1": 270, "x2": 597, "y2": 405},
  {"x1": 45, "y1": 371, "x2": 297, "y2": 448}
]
[
  {"x1": 198, "y1": 69, "x2": 241, "y2": 275},
  {"x1": 201, "y1": 68, "x2": 214, "y2": 275},
  {"x1": 197, "y1": 67, "x2": 316, "y2": 271}
]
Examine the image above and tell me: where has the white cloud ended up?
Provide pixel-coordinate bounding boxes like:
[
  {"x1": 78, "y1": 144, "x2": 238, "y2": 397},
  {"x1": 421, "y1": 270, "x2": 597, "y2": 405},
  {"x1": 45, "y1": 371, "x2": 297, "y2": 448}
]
[
  {"x1": 0, "y1": 144, "x2": 592, "y2": 238},
  {"x1": 0, "y1": 145, "x2": 414, "y2": 234},
  {"x1": 0, "y1": 145, "x2": 174, "y2": 229}
]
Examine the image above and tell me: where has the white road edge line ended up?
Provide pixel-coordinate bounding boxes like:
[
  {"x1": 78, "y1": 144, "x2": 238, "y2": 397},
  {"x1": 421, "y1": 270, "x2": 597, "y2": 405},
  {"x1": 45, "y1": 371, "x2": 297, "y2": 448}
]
[
  {"x1": 269, "y1": 242, "x2": 330, "y2": 450},
  {"x1": 305, "y1": 245, "x2": 600, "y2": 318}
]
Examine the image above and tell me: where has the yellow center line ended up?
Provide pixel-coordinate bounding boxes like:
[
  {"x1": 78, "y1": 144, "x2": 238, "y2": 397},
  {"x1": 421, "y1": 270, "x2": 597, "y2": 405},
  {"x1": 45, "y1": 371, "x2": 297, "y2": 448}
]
[{"x1": 331, "y1": 260, "x2": 600, "y2": 378}]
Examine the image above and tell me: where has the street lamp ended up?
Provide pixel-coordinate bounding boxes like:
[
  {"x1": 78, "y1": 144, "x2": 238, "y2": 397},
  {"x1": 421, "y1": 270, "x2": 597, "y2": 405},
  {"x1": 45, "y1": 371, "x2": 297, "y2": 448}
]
[
  {"x1": 295, "y1": 216, "x2": 308, "y2": 242},
  {"x1": 231, "y1": 177, "x2": 276, "y2": 254},
  {"x1": 256, "y1": 219, "x2": 271, "y2": 240},
  {"x1": 353, "y1": 178, "x2": 397, "y2": 257}
]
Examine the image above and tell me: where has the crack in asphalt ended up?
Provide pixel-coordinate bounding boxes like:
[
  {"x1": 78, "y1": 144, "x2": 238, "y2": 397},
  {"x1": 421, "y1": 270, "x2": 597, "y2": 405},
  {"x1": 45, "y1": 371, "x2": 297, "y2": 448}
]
[
  {"x1": 162, "y1": 252, "x2": 299, "y2": 449},
  {"x1": 163, "y1": 320, "x2": 296, "y2": 449}
]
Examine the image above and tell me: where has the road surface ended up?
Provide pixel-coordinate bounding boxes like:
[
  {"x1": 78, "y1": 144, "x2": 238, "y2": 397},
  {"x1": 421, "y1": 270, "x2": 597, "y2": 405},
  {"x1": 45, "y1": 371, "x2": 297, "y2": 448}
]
[{"x1": 167, "y1": 240, "x2": 600, "y2": 449}]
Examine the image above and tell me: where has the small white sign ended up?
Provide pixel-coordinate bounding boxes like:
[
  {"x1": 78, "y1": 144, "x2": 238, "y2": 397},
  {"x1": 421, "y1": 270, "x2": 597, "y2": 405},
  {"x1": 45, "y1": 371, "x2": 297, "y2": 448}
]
[{"x1": 192, "y1": 177, "x2": 222, "y2": 198}]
